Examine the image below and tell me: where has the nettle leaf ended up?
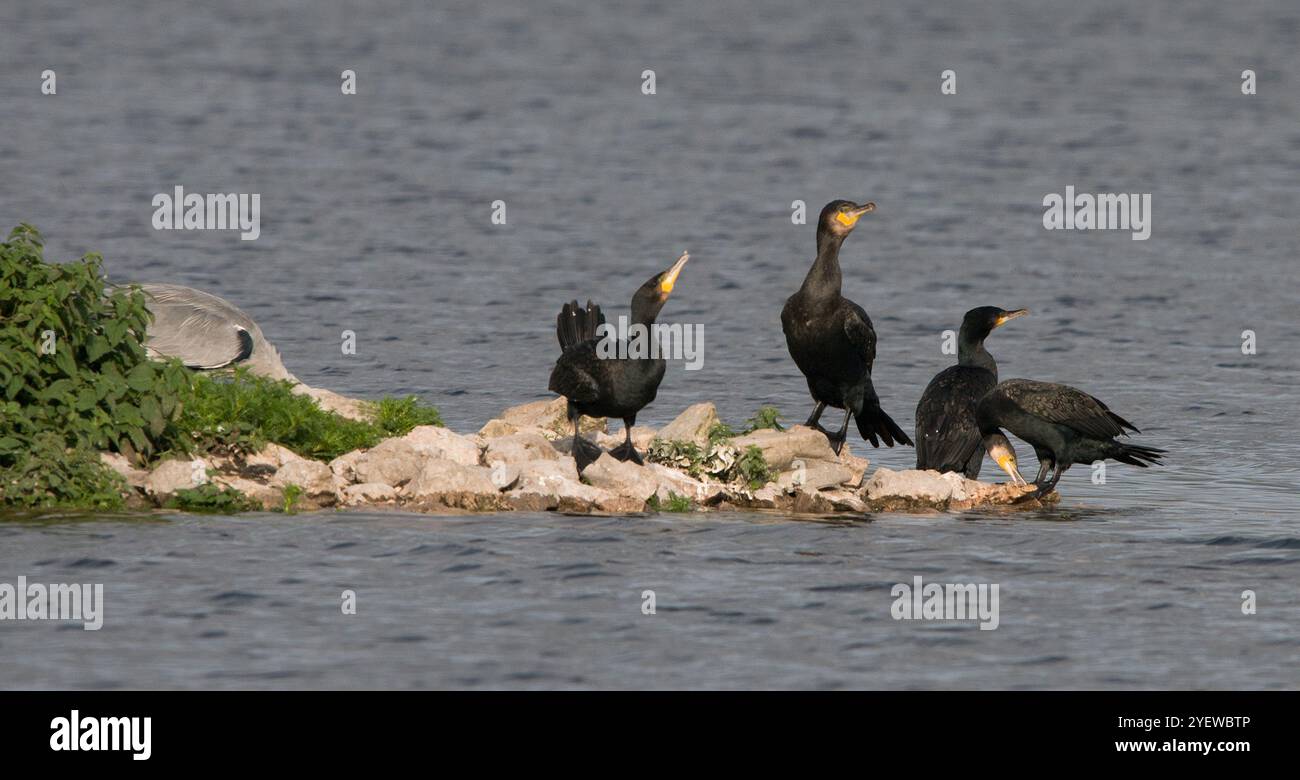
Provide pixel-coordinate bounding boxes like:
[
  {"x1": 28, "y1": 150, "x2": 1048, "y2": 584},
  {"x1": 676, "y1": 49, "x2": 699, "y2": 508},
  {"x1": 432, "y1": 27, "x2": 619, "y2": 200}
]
[
  {"x1": 85, "y1": 334, "x2": 110, "y2": 363},
  {"x1": 125, "y1": 362, "x2": 154, "y2": 392}
]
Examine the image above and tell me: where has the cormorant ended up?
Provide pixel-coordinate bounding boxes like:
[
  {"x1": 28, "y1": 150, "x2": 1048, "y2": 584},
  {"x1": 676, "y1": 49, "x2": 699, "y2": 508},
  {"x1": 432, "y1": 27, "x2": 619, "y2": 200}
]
[
  {"x1": 781, "y1": 200, "x2": 912, "y2": 454},
  {"x1": 976, "y1": 379, "x2": 1165, "y2": 497},
  {"x1": 548, "y1": 252, "x2": 690, "y2": 472},
  {"x1": 915, "y1": 306, "x2": 1028, "y2": 479}
]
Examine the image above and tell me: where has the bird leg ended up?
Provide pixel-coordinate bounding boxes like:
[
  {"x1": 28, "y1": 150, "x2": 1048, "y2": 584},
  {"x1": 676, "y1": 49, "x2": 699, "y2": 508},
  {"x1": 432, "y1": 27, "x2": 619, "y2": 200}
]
[
  {"x1": 804, "y1": 402, "x2": 828, "y2": 432},
  {"x1": 1033, "y1": 462, "x2": 1065, "y2": 499},
  {"x1": 571, "y1": 417, "x2": 603, "y2": 473},
  {"x1": 1034, "y1": 458, "x2": 1052, "y2": 485},
  {"x1": 825, "y1": 408, "x2": 852, "y2": 456},
  {"x1": 609, "y1": 417, "x2": 644, "y2": 466}
]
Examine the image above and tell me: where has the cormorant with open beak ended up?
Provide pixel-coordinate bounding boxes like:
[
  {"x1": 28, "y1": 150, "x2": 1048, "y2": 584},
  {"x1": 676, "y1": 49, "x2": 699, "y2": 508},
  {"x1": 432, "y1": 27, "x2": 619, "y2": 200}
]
[
  {"x1": 781, "y1": 200, "x2": 912, "y2": 454},
  {"x1": 548, "y1": 252, "x2": 690, "y2": 472},
  {"x1": 915, "y1": 306, "x2": 1028, "y2": 479}
]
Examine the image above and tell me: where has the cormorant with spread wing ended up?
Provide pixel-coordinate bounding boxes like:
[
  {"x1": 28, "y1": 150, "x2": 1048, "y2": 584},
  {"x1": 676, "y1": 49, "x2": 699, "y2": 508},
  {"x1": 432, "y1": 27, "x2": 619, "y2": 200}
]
[{"x1": 976, "y1": 379, "x2": 1165, "y2": 497}]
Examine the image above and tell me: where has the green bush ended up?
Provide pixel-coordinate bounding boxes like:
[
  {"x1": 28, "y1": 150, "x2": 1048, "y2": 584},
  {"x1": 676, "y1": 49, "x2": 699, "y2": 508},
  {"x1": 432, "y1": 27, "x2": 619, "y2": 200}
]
[
  {"x1": 166, "y1": 370, "x2": 442, "y2": 462},
  {"x1": 1, "y1": 224, "x2": 445, "y2": 510},
  {"x1": 744, "y1": 405, "x2": 785, "y2": 433},
  {"x1": 1, "y1": 224, "x2": 190, "y2": 507}
]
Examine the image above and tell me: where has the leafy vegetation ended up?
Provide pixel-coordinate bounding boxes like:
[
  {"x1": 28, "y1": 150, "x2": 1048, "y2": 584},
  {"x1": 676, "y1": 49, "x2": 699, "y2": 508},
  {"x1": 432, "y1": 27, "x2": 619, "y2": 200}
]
[
  {"x1": 164, "y1": 483, "x2": 260, "y2": 513},
  {"x1": 743, "y1": 405, "x2": 785, "y2": 433},
  {"x1": 279, "y1": 483, "x2": 303, "y2": 514},
  {"x1": 0, "y1": 224, "x2": 444, "y2": 511},
  {"x1": 0, "y1": 224, "x2": 190, "y2": 508},
  {"x1": 647, "y1": 491, "x2": 692, "y2": 512},
  {"x1": 734, "y1": 445, "x2": 777, "y2": 489},
  {"x1": 647, "y1": 406, "x2": 783, "y2": 490},
  {"x1": 164, "y1": 370, "x2": 441, "y2": 462}
]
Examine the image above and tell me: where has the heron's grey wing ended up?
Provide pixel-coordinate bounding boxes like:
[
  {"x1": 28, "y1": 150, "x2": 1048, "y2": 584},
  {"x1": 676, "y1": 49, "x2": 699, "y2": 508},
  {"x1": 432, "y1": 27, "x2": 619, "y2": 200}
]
[{"x1": 140, "y1": 284, "x2": 256, "y2": 369}]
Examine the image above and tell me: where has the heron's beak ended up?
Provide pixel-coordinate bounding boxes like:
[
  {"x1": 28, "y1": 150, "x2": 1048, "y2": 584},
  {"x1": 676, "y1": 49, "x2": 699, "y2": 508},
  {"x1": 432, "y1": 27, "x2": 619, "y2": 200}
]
[
  {"x1": 835, "y1": 202, "x2": 876, "y2": 228},
  {"x1": 659, "y1": 251, "x2": 690, "y2": 295},
  {"x1": 994, "y1": 308, "x2": 1029, "y2": 328}
]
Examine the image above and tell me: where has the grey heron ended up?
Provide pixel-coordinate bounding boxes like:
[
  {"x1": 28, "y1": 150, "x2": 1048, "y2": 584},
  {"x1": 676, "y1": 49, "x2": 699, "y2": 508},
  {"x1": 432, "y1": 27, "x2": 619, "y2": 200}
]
[{"x1": 134, "y1": 283, "x2": 368, "y2": 420}]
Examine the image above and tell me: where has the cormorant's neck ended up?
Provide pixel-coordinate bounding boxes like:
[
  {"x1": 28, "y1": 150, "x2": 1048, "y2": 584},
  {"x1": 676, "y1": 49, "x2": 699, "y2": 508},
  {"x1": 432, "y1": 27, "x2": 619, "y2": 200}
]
[
  {"x1": 958, "y1": 334, "x2": 997, "y2": 375},
  {"x1": 630, "y1": 295, "x2": 662, "y2": 329},
  {"x1": 801, "y1": 227, "x2": 845, "y2": 296}
]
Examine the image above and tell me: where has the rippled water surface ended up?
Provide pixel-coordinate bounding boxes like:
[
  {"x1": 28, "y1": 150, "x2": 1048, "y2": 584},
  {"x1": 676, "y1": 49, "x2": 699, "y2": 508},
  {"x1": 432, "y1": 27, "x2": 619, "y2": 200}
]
[{"x1": 1, "y1": 0, "x2": 1297, "y2": 689}]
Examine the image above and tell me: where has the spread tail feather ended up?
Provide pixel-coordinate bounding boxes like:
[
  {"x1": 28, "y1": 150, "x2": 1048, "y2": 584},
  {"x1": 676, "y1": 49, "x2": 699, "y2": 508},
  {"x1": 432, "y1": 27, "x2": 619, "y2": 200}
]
[
  {"x1": 1110, "y1": 441, "x2": 1165, "y2": 467},
  {"x1": 856, "y1": 402, "x2": 914, "y2": 448},
  {"x1": 556, "y1": 299, "x2": 605, "y2": 351}
]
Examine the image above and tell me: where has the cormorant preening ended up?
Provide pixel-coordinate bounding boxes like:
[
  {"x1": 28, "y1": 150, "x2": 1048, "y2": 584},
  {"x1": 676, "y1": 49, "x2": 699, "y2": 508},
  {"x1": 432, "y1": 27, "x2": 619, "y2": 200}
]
[
  {"x1": 915, "y1": 306, "x2": 1028, "y2": 479},
  {"x1": 548, "y1": 252, "x2": 690, "y2": 472},
  {"x1": 976, "y1": 379, "x2": 1165, "y2": 497},
  {"x1": 781, "y1": 200, "x2": 912, "y2": 454}
]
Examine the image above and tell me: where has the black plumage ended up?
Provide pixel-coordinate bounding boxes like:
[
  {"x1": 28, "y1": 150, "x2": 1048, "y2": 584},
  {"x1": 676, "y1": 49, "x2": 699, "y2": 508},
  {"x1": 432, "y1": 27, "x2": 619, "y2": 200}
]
[
  {"x1": 781, "y1": 200, "x2": 912, "y2": 454},
  {"x1": 975, "y1": 378, "x2": 1165, "y2": 497},
  {"x1": 547, "y1": 252, "x2": 689, "y2": 471},
  {"x1": 915, "y1": 306, "x2": 1027, "y2": 478}
]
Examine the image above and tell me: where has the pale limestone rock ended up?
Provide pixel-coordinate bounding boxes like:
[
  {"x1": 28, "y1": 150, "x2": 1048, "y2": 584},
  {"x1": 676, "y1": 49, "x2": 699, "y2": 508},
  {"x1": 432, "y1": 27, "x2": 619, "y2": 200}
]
[
  {"x1": 144, "y1": 458, "x2": 209, "y2": 496},
  {"x1": 211, "y1": 475, "x2": 283, "y2": 509},
  {"x1": 776, "y1": 458, "x2": 855, "y2": 492},
  {"x1": 582, "y1": 454, "x2": 660, "y2": 501},
  {"x1": 294, "y1": 385, "x2": 371, "y2": 421},
  {"x1": 100, "y1": 452, "x2": 148, "y2": 489},
  {"x1": 343, "y1": 482, "x2": 399, "y2": 506},
  {"x1": 272, "y1": 458, "x2": 336, "y2": 500},
  {"x1": 836, "y1": 451, "x2": 872, "y2": 488},
  {"x1": 653, "y1": 403, "x2": 720, "y2": 447},
  {"x1": 861, "y1": 467, "x2": 1055, "y2": 511},
  {"x1": 351, "y1": 439, "x2": 424, "y2": 487},
  {"x1": 511, "y1": 458, "x2": 581, "y2": 495},
  {"x1": 484, "y1": 431, "x2": 561, "y2": 464},
  {"x1": 643, "y1": 463, "x2": 714, "y2": 503},
  {"x1": 494, "y1": 397, "x2": 604, "y2": 439},
  {"x1": 243, "y1": 442, "x2": 303, "y2": 470},
  {"x1": 731, "y1": 425, "x2": 837, "y2": 471},
  {"x1": 596, "y1": 425, "x2": 658, "y2": 451},
  {"x1": 399, "y1": 425, "x2": 482, "y2": 465},
  {"x1": 404, "y1": 459, "x2": 503, "y2": 510}
]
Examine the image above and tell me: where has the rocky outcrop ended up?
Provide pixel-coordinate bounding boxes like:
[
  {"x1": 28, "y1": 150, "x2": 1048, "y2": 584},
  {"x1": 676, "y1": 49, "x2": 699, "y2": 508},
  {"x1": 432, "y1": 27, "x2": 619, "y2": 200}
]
[
  {"x1": 861, "y1": 467, "x2": 1057, "y2": 511},
  {"x1": 653, "y1": 403, "x2": 720, "y2": 447},
  {"x1": 126, "y1": 401, "x2": 1057, "y2": 516},
  {"x1": 143, "y1": 457, "x2": 209, "y2": 496},
  {"x1": 480, "y1": 397, "x2": 605, "y2": 440}
]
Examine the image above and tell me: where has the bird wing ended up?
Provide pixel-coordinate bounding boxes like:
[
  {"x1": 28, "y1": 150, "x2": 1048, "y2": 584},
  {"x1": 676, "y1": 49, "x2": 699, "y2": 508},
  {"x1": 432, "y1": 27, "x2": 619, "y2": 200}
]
[
  {"x1": 139, "y1": 284, "x2": 257, "y2": 369},
  {"x1": 841, "y1": 301, "x2": 877, "y2": 369},
  {"x1": 916, "y1": 367, "x2": 994, "y2": 471},
  {"x1": 1002, "y1": 379, "x2": 1135, "y2": 439},
  {"x1": 548, "y1": 342, "x2": 605, "y2": 404}
]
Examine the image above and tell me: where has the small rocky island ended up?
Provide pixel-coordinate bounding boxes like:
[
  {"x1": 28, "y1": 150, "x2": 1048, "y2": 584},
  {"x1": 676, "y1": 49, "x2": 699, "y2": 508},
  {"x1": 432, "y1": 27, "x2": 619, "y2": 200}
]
[{"x1": 103, "y1": 398, "x2": 1055, "y2": 516}]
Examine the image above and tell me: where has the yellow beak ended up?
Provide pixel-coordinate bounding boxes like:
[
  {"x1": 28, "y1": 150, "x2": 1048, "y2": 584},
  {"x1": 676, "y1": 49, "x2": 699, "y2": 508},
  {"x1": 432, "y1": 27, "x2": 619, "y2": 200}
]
[
  {"x1": 834, "y1": 202, "x2": 876, "y2": 228},
  {"x1": 659, "y1": 251, "x2": 689, "y2": 294},
  {"x1": 994, "y1": 308, "x2": 1029, "y2": 328}
]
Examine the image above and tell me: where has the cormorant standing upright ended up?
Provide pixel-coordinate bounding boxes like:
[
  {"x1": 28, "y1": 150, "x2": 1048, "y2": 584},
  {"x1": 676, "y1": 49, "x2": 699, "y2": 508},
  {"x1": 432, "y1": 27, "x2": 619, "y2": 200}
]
[
  {"x1": 915, "y1": 306, "x2": 1027, "y2": 478},
  {"x1": 781, "y1": 200, "x2": 912, "y2": 454},
  {"x1": 976, "y1": 379, "x2": 1165, "y2": 497},
  {"x1": 548, "y1": 252, "x2": 690, "y2": 472}
]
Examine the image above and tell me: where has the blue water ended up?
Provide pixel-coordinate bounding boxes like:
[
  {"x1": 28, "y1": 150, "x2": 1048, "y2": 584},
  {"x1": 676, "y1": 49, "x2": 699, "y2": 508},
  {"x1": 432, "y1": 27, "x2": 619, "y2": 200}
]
[{"x1": 0, "y1": 0, "x2": 1297, "y2": 689}]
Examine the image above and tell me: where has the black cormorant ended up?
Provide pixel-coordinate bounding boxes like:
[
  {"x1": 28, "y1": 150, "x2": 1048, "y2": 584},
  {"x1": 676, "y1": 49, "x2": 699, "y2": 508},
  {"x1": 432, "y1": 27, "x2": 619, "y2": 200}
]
[
  {"x1": 548, "y1": 252, "x2": 690, "y2": 472},
  {"x1": 781, "y1": 200, "x2": 912, "y2": 454},
  {"x1": 915, "y1": 306, "x2": 1028, "y2": 478},
  {"x1": 976, "y1": 379, "x2": 1165, "y2": 497}
]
